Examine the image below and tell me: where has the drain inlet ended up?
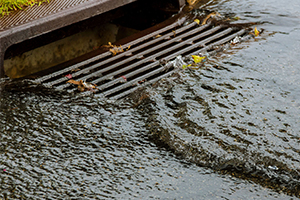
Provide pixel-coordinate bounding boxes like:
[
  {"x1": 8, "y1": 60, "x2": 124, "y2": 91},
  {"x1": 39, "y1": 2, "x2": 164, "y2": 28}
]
[{"x1": 32, "y1": 18, "x2": 252, "y2": 99}]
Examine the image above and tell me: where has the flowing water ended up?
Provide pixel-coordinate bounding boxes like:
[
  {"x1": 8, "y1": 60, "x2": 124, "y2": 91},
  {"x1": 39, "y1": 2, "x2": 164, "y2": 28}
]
[{"x1": 1, "y1": 0, "x2": 300, "y2": 199}]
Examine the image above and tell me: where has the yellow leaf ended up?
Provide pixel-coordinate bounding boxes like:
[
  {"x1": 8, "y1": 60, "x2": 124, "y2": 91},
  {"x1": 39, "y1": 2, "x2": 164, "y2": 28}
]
[
  {"x1": 191, "y1": 55, "x2": 205, "y2": 64},
  {"x1": 182, "y1": 64, "x2": 192, "y2": 69},
  {"x1": 172, "y1": 30, "x2": 176, "y2": 37},
  {"x1": 254, "y1": 27, "x2": 260, "y2": 37},
  {"x1": 194, "y1": 19, "x2": 200, "y2": 25}
]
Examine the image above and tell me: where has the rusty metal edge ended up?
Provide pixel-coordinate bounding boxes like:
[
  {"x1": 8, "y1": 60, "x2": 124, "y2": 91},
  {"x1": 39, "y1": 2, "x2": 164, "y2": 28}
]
[{"x1": 0, "y1": 0, "x2": 138, "y2": 78}]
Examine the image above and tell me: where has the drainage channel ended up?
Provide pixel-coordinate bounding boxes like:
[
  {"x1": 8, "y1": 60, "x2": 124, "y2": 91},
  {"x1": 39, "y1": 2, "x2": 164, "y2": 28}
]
[{"x1": 32, "y1": 18, "x2": 253, "y2": 99}]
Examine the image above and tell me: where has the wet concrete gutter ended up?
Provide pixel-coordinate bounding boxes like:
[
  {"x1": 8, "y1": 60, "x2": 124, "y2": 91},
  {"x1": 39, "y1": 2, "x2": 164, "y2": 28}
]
[{"x1": 0, "y1": 0, "x2": 143, "y2": 78}]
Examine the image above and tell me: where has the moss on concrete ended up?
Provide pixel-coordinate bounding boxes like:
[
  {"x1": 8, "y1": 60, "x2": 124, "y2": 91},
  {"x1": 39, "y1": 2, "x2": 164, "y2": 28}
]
[{"x1": 0, "y1": 0, "x2": 49, "y2": 16}]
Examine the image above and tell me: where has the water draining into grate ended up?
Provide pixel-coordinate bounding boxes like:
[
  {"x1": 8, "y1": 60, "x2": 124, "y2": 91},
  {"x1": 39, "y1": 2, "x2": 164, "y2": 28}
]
[{"x1": 32, "y1": 18, "x2": 253, "y2": 99}]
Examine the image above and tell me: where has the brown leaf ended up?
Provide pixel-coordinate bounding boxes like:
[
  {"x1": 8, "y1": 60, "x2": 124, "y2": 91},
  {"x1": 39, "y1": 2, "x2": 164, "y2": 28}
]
[
  {"x1": 202, "y1": 12, "x2": 221, "y2": 25},
  {"x1": 67, "y1": 79, "x2": 81, "y2": 85},
  {"x1": 67, "y1": 79, "x2": 98, "y2": 92},
  {"x1": 81, "y1": 81, "x2": 97, "y2": 90}
]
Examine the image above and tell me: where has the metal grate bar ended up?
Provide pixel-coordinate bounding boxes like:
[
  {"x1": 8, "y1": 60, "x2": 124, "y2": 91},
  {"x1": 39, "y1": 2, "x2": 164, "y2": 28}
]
[
  {"x1": 192, "y1": 29, "x2": 247, "y2": 55},
  {"x1": 110, "y1": 69, "x2": 178, "y2": 100},
  {"x1": 102, "y1": 64, "x2": 171, "y2": 97}
]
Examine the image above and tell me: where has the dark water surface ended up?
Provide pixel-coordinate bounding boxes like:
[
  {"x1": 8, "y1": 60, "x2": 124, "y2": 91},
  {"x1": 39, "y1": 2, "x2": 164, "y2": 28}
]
[{"x1": 1, "y1": 0, "x2": 300, "y2": 199}]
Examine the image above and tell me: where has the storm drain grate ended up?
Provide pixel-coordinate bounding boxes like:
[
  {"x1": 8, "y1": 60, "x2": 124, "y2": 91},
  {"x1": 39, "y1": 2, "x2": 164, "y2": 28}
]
[{"x1": 32, "y1": 18, "x2": 253, "y2": 99}]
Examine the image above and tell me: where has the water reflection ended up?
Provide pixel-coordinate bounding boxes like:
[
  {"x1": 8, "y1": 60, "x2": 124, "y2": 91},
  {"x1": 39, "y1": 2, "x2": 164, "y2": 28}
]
[{"x1": 1, "y1": 0, "x2": 300, "y2": 199}]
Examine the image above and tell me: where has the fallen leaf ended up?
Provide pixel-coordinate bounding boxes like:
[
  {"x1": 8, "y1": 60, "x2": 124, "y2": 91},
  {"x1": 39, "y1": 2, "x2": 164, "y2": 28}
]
[
  {"x1": 191, "y1": 55, "x2": 205, "y2": 63},
  {"x1": 138, "y1": 79, "x2": 146, "y2": 84},
  {"x1": 120, "y1": 76, "x2": 127, "y2": 82},
  {"x1": 254, "y1": 27, "x2": 260, "y2": 37},
  {"x1": 182, "y1": 64, "x2": 192, "y2": 69},
  {"x1": 67, "y1": 79, "x2": 98, "y2": 92},
  {"x1": 80, "y1": 80, "x2": 97, "y2": 90},
  {"x1": 65, "y1": 74, "x2": 72, "y2": 79},
  {"x1": 172, "y1": 30, "x2": 176, "y2": 37},
  {"x1": 67, "y1": 79, "x2": 80, "y2": 85},
  {"x1": 109, "y1": 49, "x2": 118, "y2": 56},
  {"x1": 187, "y1": 0, "x2": 197, "y2": 6},
  {"x1": 202, "y1": 12, "x2": 221, "y2": 25},
  {"x1": 103, "y1": 42, "x2": 129, "y2": 56},
  {"x1": 194, "y1": 19, "x2": 200, "y2": 25}
]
